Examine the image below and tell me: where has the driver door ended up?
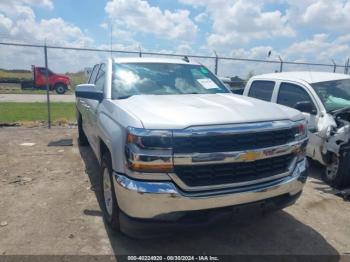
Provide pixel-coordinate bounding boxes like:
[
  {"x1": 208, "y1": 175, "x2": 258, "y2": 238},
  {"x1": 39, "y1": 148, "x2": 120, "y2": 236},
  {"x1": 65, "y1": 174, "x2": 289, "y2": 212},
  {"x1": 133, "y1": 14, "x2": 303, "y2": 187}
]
[
  {"x1": 79, "y1": 64, "x2": 100, "y2": 142},
  {"x1": 85, "y1": 63, "x2": 105, "y2": 153}
]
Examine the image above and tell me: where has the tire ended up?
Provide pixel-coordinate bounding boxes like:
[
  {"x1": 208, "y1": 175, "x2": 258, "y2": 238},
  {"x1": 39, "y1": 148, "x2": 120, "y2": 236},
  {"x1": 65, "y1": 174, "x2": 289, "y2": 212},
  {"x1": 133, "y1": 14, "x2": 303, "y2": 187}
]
[
  {"x1": 55, "y1": 83, "x2": 67, "y2": 94},
  {"x1": 100, "y1": 152, "x2": 120, "y2": 231},
  {"x1": 323, "y1": 150, "x2": 350, "y2": 189},
  {"x1": 77, "y1": 114, "x2": 89, "y2": 146}
]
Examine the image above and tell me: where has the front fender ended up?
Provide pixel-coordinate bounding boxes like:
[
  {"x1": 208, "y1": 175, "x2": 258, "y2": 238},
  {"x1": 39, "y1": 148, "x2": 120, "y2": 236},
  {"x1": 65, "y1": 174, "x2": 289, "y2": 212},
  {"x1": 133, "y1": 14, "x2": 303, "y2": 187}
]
[
  {"x1": 97, "y1": 100, "x2": 143, "y2": 172},
  {"x1": 98, "y1": 112, "x2": 126, "y2": 172}
]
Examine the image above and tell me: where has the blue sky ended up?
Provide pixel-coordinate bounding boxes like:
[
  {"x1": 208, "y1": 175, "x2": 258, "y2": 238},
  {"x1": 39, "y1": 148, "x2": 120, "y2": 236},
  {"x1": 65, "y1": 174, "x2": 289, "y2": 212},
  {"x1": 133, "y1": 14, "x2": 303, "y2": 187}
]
[{"x1": 1, "y1": 0, "x2": 350, "y2": 76}]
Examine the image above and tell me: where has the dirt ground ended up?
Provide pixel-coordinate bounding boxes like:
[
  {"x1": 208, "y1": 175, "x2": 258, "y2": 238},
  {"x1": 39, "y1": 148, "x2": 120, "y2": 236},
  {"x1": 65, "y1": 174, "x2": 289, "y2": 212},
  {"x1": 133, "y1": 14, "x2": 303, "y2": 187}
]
[{"x1": 0, "y1": 127, "x2": 350, "y2": 257}]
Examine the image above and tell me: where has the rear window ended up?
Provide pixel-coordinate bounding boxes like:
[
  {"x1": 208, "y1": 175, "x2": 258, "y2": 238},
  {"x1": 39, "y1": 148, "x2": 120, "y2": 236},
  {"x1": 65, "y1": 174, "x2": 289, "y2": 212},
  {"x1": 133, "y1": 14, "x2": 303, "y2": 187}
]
[{"x1": 248, "y1": 81, "x2": 275, "y2": 101}]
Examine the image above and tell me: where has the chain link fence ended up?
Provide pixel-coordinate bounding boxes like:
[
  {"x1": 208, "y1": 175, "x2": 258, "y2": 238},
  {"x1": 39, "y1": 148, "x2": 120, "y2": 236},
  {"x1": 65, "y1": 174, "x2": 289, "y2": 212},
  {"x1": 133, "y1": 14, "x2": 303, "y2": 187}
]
[{"x1": 0, "y1": 41, "x2": 349, "y2": 127}]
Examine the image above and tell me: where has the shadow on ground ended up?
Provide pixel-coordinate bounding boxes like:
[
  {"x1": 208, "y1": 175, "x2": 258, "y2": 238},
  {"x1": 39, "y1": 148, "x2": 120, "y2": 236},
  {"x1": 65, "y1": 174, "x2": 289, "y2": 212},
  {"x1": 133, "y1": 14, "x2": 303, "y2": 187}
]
[
  {"x1": 78, "y1": 145, "x2": 339, "y2": 257},
  {"x1": 308, "y1": 159, "x2": 325, "y2": 181}
]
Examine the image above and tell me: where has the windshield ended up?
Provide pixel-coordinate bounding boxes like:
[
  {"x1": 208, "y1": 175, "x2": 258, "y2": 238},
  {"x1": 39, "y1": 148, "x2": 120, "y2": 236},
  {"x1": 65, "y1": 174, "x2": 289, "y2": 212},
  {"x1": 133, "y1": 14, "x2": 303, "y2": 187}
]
[
  {"x1": 311, "y1": 79, "x2": 350, "y2": 112},
  {"x1": 111, "y1": 63, "x2": 229, "y2": 99}
]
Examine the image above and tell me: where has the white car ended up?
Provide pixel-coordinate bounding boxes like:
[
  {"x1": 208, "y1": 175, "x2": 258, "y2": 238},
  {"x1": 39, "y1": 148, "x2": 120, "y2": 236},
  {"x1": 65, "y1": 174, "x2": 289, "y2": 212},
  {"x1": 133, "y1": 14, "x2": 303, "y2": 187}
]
[
  {"x1": 75, "y1": 57, "x2": 308, "y2": 236},
  {"x1": 244, "y1": 72, "x2": 350, "y2": 188}
]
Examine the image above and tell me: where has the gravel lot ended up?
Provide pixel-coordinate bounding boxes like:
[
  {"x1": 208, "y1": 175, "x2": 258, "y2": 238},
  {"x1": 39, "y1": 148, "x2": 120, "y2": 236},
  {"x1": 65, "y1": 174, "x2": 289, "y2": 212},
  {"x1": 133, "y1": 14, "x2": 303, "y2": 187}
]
[
  {"x1": 0, "y1": 94, "x2": 75, "y2": 102},
  {"x1": 0, "y1": 127, "x2": 350, "y2": 257}
]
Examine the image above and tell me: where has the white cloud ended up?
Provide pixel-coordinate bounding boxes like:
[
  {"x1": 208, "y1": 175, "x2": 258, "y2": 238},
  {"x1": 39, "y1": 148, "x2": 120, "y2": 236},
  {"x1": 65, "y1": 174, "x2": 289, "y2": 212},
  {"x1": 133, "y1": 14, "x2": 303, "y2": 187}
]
[
  {"x1": 194, "y1": 12, "x2": 208, "y2": 23},
  {"x1": 0, "y1": 13, "x2": 13, "y2": 32},
  {"x1": 219, "y1": 33, "x2": 350, "y2": 78},
  {"x1": 22, "y1": 0, "x2": 54, "y2": 9},
  {"x1": 105, "y1": 0, "x2": 197, "y2": 42},
  {"x1": 285, "y1": 0, "x2": 350, "y2": 33},
  {"x1": 284, "y1": 34, "x2": 350, "y2": 65},
  {"x1": 0, "y1": 0, "x2": 84, "y2": 46},
  {"x1": 100, "y1": 22, "x2": 108, "y2": 30},
  {"x1": 0, "y1": 0, "x2": 53, "y2": 16},
  {"x1": 0, "y1": 0, "x2": 96, "y2": 72},
  {"x1": 181, "y1": 0, "x2": 295, "y2": 50},
  {"x1": 215, "y1": 45, "x2": 281, "y2": 77},
  {"x1": 179, "y1": 0, "x2": 350, "y2": 76}
]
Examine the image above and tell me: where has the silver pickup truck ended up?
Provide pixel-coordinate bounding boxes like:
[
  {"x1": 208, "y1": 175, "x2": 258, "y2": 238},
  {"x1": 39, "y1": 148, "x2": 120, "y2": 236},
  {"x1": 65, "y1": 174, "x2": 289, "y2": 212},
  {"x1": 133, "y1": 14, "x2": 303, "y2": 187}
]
[{"x1": 75, "y1": 57, "x2": 308, "y2": 236}]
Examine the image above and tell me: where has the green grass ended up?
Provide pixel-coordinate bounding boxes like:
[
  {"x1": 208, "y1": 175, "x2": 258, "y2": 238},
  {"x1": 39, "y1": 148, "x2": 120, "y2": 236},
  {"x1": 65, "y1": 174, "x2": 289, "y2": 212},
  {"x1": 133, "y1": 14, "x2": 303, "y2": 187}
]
[
  {"x1": 0, "y1": 87, "x2": 51, "y2": 95},
  {"x1": 0, "y1": 102, "x2": 76, "y2": 123},
  {"x1": 0, "y1": 88, "x2": 73, "y2": 95}
]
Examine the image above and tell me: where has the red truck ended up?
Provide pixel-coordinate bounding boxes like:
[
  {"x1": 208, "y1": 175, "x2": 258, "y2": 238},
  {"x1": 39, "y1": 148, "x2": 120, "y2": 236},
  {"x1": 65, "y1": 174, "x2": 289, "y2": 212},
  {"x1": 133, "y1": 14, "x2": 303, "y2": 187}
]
[{"x1": 0, "y1": 65, "x2": 71, "y2": 94}]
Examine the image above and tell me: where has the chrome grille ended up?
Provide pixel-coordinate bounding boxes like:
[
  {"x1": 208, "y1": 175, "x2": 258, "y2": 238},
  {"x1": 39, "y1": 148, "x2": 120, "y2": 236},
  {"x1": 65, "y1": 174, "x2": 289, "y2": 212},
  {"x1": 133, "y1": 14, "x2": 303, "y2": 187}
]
[
  {"x1": 174, "y1": 154, "x2": 294, "y2": 187},
  {"x1": 173, "y1": 128, "x2": 296, "y2": 154}
]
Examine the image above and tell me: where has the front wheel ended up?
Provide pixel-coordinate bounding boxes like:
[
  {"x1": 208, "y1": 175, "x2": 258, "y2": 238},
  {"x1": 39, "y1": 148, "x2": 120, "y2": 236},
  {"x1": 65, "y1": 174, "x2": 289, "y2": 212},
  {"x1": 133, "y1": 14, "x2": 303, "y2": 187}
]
[
  {"x1": 100, "y1": 153, "x2": 120, "y2": 231},
  {"x1": 323, "y1": 151, "x2": 350, "y2": 189},
  {"x1": 55, "y1": 84, "x2": 67, "y2": 94}
]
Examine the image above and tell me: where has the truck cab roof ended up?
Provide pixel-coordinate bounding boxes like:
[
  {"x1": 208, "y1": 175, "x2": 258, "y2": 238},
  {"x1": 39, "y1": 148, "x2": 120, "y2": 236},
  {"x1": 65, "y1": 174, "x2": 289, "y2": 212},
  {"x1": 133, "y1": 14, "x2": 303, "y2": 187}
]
[
  {"x1": 111, "y1": 57, "x2": 200, "y2": 65},
  {"x1": 251, "y1": 71, "x2": 350, "y2": 84}
]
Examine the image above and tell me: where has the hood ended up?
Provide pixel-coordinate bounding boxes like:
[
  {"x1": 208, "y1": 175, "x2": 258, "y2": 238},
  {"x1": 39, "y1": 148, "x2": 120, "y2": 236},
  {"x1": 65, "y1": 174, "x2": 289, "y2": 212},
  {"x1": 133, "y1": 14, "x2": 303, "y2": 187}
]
[
  {"x1": 57, "y1": 74, "x2": 70, "y2": 80},
  {"x1": 114, "y1": 93, "x2": 303, "y2": 129}
]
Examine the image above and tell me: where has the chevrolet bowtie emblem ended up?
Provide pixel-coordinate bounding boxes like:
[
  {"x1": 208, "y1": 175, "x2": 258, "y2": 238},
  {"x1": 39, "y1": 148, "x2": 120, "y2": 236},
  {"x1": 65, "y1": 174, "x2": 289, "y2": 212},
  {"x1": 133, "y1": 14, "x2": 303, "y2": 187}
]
[{"x1": 240, "y1": 151, "x2": 262, "y2": 161}]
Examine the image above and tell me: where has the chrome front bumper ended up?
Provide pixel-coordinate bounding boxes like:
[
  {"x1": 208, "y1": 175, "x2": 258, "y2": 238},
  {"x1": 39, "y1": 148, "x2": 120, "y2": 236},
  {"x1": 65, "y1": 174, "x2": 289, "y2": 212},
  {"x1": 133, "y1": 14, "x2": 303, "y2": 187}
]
[{"x1": 113, "y1": 158, "x2": 307, "y2": 220}]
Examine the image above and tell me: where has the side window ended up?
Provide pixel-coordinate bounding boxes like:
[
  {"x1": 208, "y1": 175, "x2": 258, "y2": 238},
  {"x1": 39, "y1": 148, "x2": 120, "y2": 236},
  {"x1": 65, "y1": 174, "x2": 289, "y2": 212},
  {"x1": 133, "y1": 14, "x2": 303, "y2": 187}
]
[
  {"x1": 248, "y1": 81, "x2": 275, "y2": 101},
  {"x1": 38, "y1": 68, "x2": 52, "y2": 76},
  {"x1": 94, "y1": 63, "x2": 105, "y2": 91},
  {"x1": 277, "y1": 82, "x2": 315, "y2": 110},
  {"x1": 88, "y1": 64, "x2": 100, "y2": 84}
]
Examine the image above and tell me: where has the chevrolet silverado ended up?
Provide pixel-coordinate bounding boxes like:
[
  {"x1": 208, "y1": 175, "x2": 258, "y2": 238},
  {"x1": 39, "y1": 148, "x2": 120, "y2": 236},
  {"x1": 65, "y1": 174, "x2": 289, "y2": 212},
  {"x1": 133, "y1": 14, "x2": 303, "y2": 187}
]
[{"x1": 75, "y1": 57, "x2": 308, "y2": 236}]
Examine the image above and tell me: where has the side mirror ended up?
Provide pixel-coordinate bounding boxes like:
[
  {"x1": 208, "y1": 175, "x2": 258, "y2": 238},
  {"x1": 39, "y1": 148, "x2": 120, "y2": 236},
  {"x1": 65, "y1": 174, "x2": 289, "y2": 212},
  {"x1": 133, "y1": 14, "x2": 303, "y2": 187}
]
[
  {"x1": 75, "y1": 84, "x2": 103, "y2": 102},
  {"x1": 294, "y1": 101, "x2": 316, "y2": 114}
]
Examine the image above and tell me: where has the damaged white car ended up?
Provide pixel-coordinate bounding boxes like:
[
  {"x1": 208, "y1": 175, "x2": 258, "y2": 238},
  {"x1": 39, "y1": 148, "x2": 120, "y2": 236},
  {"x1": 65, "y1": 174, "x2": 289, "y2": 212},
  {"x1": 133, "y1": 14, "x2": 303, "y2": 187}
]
[{"x1": 244, "y1": 72, "x2": 350, "y2": 188}]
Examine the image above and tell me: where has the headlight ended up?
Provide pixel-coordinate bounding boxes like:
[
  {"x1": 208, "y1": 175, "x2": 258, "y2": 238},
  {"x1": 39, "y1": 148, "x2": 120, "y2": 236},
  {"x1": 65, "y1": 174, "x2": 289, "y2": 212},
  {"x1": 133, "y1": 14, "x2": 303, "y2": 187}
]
[
  {"x1": 292, "y1": 120, "x2": 308, "y2": 162},
  {"x1": 294, "y1": 120, "x2": 307, "y2": 141},
  {"x1": 127, "y1": 127, "x2": 172, "y2": 149},
  {"x1": 125, "y1": 127, "x2": 173, "y2": 173}
]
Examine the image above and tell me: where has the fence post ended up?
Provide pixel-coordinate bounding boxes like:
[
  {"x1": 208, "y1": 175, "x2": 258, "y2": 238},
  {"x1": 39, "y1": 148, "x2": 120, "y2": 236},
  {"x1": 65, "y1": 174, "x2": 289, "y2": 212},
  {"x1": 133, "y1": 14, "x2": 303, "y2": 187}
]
[
  {"x1": 214, "y1": 50, "x2": 218, "y2": 75},
  {"x1": 139, "y1": 45, "x2": 142, "y2": 57},
  {"x1": 331, "y1": 59, "x2": 337, "y2": 73},
  {"x1": 345, "y1": 58, "x2": 349, "y2": 74},
  {"x1": 278, "y1": 56, "x2": 283, "y2": 72},
  {"x1": 44, "y1": 44, "x2": 51, "y2": 129}
]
